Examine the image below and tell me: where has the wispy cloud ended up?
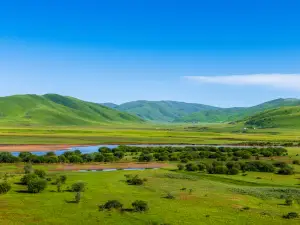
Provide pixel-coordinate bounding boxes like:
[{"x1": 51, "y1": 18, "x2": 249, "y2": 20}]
[{"x1": 184, "y1": 74, "x2": 300, "y2": 90}]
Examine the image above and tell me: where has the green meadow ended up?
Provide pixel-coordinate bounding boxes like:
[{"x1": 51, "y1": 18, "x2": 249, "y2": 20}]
[
  {"x1": 2, "y1": 165, "x2": 300, "y2": 225},
  {"x1": 1, "y1": 124, "x2": 300, "y2": 145}
]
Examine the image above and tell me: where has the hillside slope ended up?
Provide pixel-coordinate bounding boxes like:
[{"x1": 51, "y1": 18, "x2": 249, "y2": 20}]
[
  {"x1": 244, "y1": 106, "x2": 300, "y2": 128},
  {"x1": 0, "y1": 94, "x2": 143, "y2": 126},
  {"x1": 112, "y1": 100, "x2": 219, "y2": 122},
  {"x1": 175, "y1": 98, "x2": 300, "y2": 123}
]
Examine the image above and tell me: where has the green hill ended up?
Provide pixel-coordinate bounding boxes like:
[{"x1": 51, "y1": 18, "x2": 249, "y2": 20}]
[
  {"x1": 0, "y1": 94, "x2": 143, "y2": 126},
  {"x1": 110, "y1": 100, "x2": 219, "y2": 122},
  {"x1": 244, "y1": 105, "x2": 300, "y2": 128},
  {"x1": 175, "y1": 98, "x2": 300, "y2": 123}
]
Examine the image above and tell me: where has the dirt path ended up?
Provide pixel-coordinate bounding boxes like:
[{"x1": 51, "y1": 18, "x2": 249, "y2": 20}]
[{"x1": 0, "y1": 144, "x2": 88, "y2": 152}]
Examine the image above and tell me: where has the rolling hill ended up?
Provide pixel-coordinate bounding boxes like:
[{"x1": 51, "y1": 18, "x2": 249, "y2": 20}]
[
  {"x1": 0, "y1": 94, "x2": 144, "y2": 126},
  {"x1": 105, "y1": 100, "x2": 219, "y2": 122},
  {"x1": 244, "y1": 105, "x2": 300, "y2": 128},
  {"x1": 174, "y1": 98, "x2": 300, "y2": 123}
]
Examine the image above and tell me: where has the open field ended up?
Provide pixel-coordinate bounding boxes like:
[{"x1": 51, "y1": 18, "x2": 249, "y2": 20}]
[
  {"x1": 2, "y1": 166, "x2": 300, "y2": 225},
  {"x1": 1, "y1": 125, "x2": 300, "y2": 148}
]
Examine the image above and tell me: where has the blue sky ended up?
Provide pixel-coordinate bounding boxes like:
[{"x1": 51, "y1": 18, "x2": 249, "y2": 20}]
[{"x1": 1, "y1": 0, "x2": 300, "y2": 107}]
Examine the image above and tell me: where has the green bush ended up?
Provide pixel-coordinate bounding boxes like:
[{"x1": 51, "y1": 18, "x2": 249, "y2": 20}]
[
  {"x1": 197, "y1": 163, "x2": 206, "y2": 171},
  {"x1": 292, "y1": 160, "x2": 300, "y2": 165},
  {"x1": 27, "y1": 178, "x2": 47, "y2": 193},
  {"x1": 99, "y1": 200, "x2": 123, "y2": 211},
  {"x1": 277, "y1": 166, "x2": 294, "y2": 175},
  {"x1": 20, "y1": 174, "x2": 39, "y2": 185},
  {"x1": 185, "y1": 163, "x2": 198, "y2": 171},
  {"x1": 71, "y1": 181, "x2": 86, "y2": 192},
  {"x1": 24, "y1": 164, "x2": 33, "y2": 174},
  {"x1": 0, "y1": 182, "x2": 11, "y2": 194},
  {"x1": 228, "y1": 168, "x2": 239, "y2": 175},
  {"x1": 285, "y1": 198, "x2": 293, "y2": 206},
  {"x1": 177, "y1": 164, "x2": 184, "y2": 170},
  {"x1": 132, "y1": 200, "x2": 149, "y2": 212},
  {"x1": 125, "y1": 175, "x2": 145, "y2": 185},
  {"x1": 283, "y1": 212, "x2": 299, "y2": 219},
  {"x1": 34, "y1": 169, "x2": 46, "y2": 178},
  {"x1": 75, "y1": 192, "x2": 81, "y2": 203},
  {"x1": 244, "y1": 161, "x2": 275, "y2": 172}
]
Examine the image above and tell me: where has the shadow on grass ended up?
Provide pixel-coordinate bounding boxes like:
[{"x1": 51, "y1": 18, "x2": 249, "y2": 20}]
[
  {"x1": 65, "y1": 200, "x2": 78, "y2": 204},
  {"x1": 121, "y1": 208, "x2": 135, "y2": 213},
  {"x1": 15, "y1": 190, "x2": 30, "y2": 193},
  {"x1": 14, "y1": 182, "x2": 25, "y2": 185}
]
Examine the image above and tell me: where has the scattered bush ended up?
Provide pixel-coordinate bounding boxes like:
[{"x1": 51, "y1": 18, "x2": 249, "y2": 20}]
[
  {"x1": 228, "y1": 168, "x2": 239, "y2": 175},
  {"x1": 273, "y1": 161, "x2": 288, "y2": 168},
  {"x1": 71, "y1": 181, "x2": 86, "y2": 192},
  {"x1": 24, "y1": 164, "x2": 33, "y2": 174},
  {"x1": 20, "y1": 174, "x2": 38, "y2": 185},
  {"x1": 0, "y1": 182, "x2": 11, "y2": 194},
  {"x1": 277, "y1": 166, "x2": 294, "y2": 175},
  {"x1": 285, "y1": 198, "x2": 293, "y2": 206},
  {"x1": 125, "y1": 175, "x2": 145, "y2": 185},
  {"x1": 164, "y1": 192, "x2": 175, "y2": 199},
  {"x1": 99, "y1": 200, "x2": 123, "y2": 211},
  {"x1": 185, "y1": 163, "x2": 198, "y2": 171},
  {"x1": 283, "y1": 212, "x2": 299, "y2": 219},
  {"x1": 132, "y1": 200, "x2": 149, "y2": 212},
  {"x1": 177, "y1": 164, "x2": 184, "y2": 170},
  {"x1": 292, "y1": 160, "x2": 300, "y2": 165},
  {"x1": 197, "y1": 163, "x2": 206, "y2": 171},
  {"x1": 75, "y1": 192, "x2": 81, "y2": 203},
  {"x1": 244, "y1": 161, "x2": 275, "y2": 173},
  {"x1": 34, "y1": 169, "x2": 46, "y2": 178},
  {"x1": 27, "y1": 178, "x2": 47, "y2": 193}
]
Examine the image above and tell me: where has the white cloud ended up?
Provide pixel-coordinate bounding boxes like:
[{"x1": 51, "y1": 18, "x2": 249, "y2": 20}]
[{"x1": 184, "y1": 74, "x2": 300, "y2": 90}]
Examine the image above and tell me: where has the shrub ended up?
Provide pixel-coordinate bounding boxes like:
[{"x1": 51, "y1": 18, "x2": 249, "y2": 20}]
[
  {"x1": 59, "y1": 175, "x2": 67, "y2": 184},
  {"x1": 293, "y1": 160, "x2": 300, "y2": 165},
  {"x1": 27, "y1": 178, "x2": 47, "y2": 193},
  {"x1": 185, "y1": 163, "x2": 198, "y2": 171},
  {"x1": 244, "y1": 161, "x2": 275, "y2": 172},
  {"x1": 24, "y1": 164, "x2": 33, "y2": 174},
  {"x1": 0, "y1": 182, "x2": 11, "y2": 194},
  {"x1": 20, "y1": 174, "x2": 39, "y2": 185},
  {"x1": 197, "y1": 163, "x2": 206, "y2": 171},
  {"x1": 125, "y1": 175, "x2": 144, "y2": 185},
  {"x1": 273, "y1": 161, "x2": 288, "y2": 168},
  {"x1": 34, "y1": 169, "x2": 46, "y2": 178},
  {"x1": 215, "y1": 166, "x2": 228, "y2": 174},
  {"x1": 277, "y1": 166, "x2": 294, "y2": 175},
  {"x1": 283, "y1": 212, "x2": 299, "y2": 219},
  {"x1": 180, "y1": 158, "x2": 189, "y2": 163},
  {"x1": 165, "y1": 192, "x2": 175, "y2": 199},
  {"x1": 228, "y1": 168, "x2": 239, "y2": 175},
  {"x1": 285, "y1": 198, "x2": 293, "y2": 206},
  {"x1": 132, "y1": 200, "x2": 149, "y2": 212},
  {"x1": 99, "y1": 200, "x2": 123, "y2": 211},
  {"x1": 177, "y1": 164, "x2": 184, "y2": 170},
  {"x1": 71, "y1": 181, "x2": 86, "y2": 192},
  {"x1": 75, "y1": 192, "x2": 81, "y2": 203}
]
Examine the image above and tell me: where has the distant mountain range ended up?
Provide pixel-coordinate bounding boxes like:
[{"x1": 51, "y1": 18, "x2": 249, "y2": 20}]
[
  {"x1": 1, "y1": 94, "x2": 300, "y2": 127},
  {"x1": 101, "y1": 98, "x2": 300, "y2": 125},
  {"x1": 0, "y1": 94, "x2": 143, "y2": 125}
]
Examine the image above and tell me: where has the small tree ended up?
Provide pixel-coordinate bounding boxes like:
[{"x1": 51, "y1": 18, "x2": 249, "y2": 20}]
[
  {"x1": 27, "y1": 178, "x2": 47, "y2": 193},
  {"x1": 71, "y1": 181, "x2": 86, "y2": 192},
  {"x1": 177, "y1": 164, "x2": 184, "y2": 170},
  {"x1": 57, "y1": 182, "x2": 62, "y2": 192},
  {"x1": 24, "y1": 163, "x2": 33, "y2": 174},
  {"x1": 34, "y1": 169, "x2": 46, "y2": 178},
  {"x1": 99, "y1": 200, "x2": 123, "y2": 211},
  {"x1": 285, "y1": 198, "x2": 293, "y2": 206},
  {"x1": 283, "y1": 212, "x2": 299, "y2": 219},
  {"x1": 75, "y1": 192, "x2": 81, "y2": 203},
  {"x1": 0, "y1": 182, "x2": 11, "y2": 194},
  {"x1": 20, "y1": 174, "x2": 39, "y2": 185},
  {"x1": 132, "y1": 200, "x2": 149, "y2": 212}
]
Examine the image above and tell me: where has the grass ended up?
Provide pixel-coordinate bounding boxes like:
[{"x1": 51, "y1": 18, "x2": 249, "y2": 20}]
[
  {"x1": 1, "y1": 124, "x2": 300, "y2": 145},
  {"x1": 2, "y1": 168, "x2": 300, "y2": 225}
]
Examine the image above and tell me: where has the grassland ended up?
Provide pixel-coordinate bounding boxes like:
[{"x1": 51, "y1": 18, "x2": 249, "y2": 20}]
[
  {"x1": 0, "y1": 123, "x2": 300, "y2": 146},
  {"x1": 2, "y1": 165, "x2": 300, "y2": 225}
]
